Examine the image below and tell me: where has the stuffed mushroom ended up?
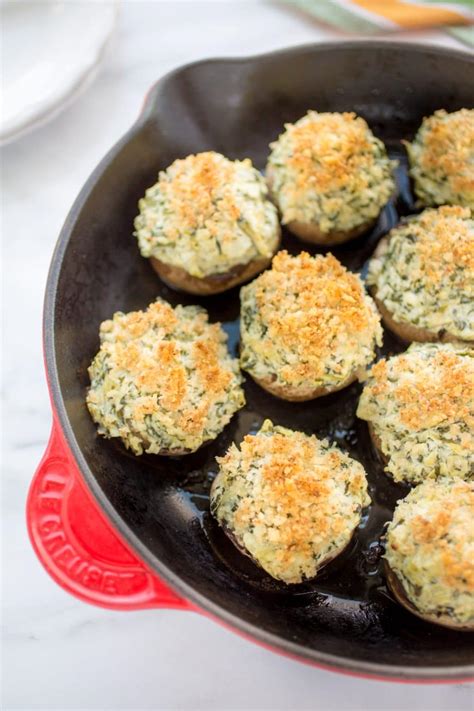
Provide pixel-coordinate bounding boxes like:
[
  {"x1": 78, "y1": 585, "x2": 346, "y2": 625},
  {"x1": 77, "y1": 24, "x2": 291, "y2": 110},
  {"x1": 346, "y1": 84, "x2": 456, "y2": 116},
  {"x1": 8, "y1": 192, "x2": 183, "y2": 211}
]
[
  {"x1": 240, "y1": 250, "x2": 383, "y2": 401},
  {"x1": 385, "y1": 478, "x2": 474, "y2": 630},
  {"x1": 134, "y1": 152, "x2": 280, "y2": 295},
  {"x1": 367, "y1": 206, "x2": 474, "y2": 343},
  {"x1": 86, "y1": 298, "x2": 245, "y2": 455},
  {"x1": 211, "y1": 419, "x2": 370, "y2": 584},
  {"x1": 404, "y1": 108, "x2": 474, "y2": 209},
  {"x1": 357, "y1": 343, "x2": 474, "y2": 485},
  {"x1": 266, "y1": 111, "x2": 396, "y2": 245}
]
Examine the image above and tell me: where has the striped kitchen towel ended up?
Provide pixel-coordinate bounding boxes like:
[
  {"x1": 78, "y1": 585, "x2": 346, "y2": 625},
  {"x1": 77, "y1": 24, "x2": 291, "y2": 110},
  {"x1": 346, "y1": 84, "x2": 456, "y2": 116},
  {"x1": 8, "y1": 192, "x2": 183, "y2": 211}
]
[{"x1": 286, "y1": 0, "x2": 473, "y2": 45}]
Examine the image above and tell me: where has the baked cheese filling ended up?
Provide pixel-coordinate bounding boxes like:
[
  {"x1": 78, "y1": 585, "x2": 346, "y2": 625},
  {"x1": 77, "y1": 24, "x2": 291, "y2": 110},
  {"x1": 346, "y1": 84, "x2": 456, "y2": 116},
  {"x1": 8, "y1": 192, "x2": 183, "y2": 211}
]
[
  {"x1": 87, "y1": 298, "x2": 245, "y2": 455},
  {"x1": 357, "y1": 343, "x2": 474, "y2": 485},
  {"x1": 385, "y1": 478, "x2": 474, "y2": 625},
  {"x1": 134, "y1": 151, "x2": 280, "y2": 278},
  {"x1": 267, "y1": 111, "x2": 396, "y2": 233},
  {"x1": 211, "y1": 419, "x2": 370, "y2": 583},
  {"x1": 405, "y1": 108, "x2": 474, "y2": 209},
  {"x1": 367, "y1": 206, "x2": 474, "y2": 341},
  {"x1": 240, "y1": 250, "x2": 383, "y2": 392}
]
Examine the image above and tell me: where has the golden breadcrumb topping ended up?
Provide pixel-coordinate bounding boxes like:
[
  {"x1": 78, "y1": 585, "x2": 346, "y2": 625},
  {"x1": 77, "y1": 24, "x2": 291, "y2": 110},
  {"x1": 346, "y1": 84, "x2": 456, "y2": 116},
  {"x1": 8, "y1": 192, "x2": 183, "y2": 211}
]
[
  {"x1": 134, "y1": 152, "x2": 279, "y2": 278},
  {"x1": 211, "y1": 420, "x2": 370, "y2": 583},
  {"x1": 405, "y1": 109, "x2": 474, "y2": 208},
  {"x1": 357, "y1": 343, "x2": 474, "y2": 484},
  {"x1": 415, "y1": 207, "x2": 473, "y2": 281},
  {"x1": 275, "y1": 112, "x2": 372, "y2": 192},
  {"x1": 367, "y1": 206, "x2": 474, "y2": 340},
  {"x1": 240, "y1": 251, "x2": 382, "y2": 393},
  {"x1": 385, "y1": 478, "x2": 474, "y2": 625},
  {"x1": 87, "y1": 298, "x2": 245, "y2": 455},
  {"x1": 267, "y1": 111, "x2": 396, "y2": 232}
]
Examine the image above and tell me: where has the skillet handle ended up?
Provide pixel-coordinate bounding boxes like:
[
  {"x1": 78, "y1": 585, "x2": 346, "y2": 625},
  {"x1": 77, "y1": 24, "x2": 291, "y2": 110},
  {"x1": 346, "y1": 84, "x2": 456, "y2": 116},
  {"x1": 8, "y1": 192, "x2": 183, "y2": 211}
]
[{"x1": 26, "y1": 417, "x2": 192, "y2": 611}]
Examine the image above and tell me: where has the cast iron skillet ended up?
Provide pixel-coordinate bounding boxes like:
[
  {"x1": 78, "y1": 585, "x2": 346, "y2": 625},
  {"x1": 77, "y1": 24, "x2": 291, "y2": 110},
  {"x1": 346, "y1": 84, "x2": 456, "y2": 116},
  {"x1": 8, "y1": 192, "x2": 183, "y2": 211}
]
[{"x1": 44, "y1": 42, "x2": 474, "y2": 681}]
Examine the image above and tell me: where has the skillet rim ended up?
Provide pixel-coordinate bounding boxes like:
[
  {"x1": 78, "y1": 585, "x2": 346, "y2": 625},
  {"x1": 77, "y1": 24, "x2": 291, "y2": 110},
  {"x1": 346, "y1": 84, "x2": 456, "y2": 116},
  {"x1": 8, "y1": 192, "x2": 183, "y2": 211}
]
[{"x1": 43, "y1": 40, "x2": 474, "y2": 681}]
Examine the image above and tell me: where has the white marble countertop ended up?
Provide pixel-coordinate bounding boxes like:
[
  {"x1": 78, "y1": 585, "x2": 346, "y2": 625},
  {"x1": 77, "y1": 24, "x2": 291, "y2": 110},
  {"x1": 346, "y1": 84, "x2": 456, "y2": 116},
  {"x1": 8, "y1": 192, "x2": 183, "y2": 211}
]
[{"x1": 2, "y1": 2, "x2": 473, "y2": 709}]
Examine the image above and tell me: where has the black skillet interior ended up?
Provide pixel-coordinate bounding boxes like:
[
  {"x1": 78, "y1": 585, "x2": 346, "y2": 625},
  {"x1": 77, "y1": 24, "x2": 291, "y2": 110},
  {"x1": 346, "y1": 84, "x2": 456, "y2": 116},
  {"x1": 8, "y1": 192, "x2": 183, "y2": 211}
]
[{"x1": 48, "y1": 43, "x2": 474, "y2": 679}]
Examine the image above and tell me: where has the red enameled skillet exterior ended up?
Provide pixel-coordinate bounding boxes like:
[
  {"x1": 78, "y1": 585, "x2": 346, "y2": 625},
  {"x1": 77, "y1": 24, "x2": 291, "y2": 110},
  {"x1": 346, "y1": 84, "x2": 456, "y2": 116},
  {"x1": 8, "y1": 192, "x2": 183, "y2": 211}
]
[{"x1": 27, "y1": 42, "x2": 474, "y2": 682}]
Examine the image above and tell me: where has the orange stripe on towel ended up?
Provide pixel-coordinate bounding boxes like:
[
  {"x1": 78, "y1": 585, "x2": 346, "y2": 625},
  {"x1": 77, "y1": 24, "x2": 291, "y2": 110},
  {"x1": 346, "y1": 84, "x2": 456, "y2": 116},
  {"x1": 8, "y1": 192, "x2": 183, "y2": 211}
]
[{"x1": 351, "y1": 0, "x2": 470, "y2": 27}]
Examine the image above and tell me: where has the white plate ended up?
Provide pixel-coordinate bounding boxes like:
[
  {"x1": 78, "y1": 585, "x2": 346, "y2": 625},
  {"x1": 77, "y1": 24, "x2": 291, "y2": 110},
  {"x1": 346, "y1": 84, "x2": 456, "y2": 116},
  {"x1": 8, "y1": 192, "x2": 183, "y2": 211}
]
[{"x1": 0, "y1": 1, "x2": 118, "y2": 145}]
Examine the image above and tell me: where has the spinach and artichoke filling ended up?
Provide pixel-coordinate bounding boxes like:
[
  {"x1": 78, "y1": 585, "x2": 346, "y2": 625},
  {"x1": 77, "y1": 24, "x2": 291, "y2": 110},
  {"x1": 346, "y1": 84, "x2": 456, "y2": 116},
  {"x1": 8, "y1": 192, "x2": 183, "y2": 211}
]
[
  {"x1": 134, "y1": 151, "x2": 280, "y2": 279},
  {"x1": 404, "y1": 108, "x2": 474, "y2": 209},
  {"x1": 357, "y1": 343, "x2": 474, "y2": 485},
  {"x1": 385, "y1": 479, "x2": 474, "y2": 626},
  {"x1": 367, "y1": 206, "x2": 474, "y2": 341},
  {"x1": 240, "y1": 250, "x2": 383, "y2": 392},
  {"x1": 86, "y1": 298, "x2": 245, "y2": 455},
  {"x1": 266, "y1": 111, "x2": 396, "y2": 234},
  {"x1": 211, "y1": 419, "x2": 370, "y2": 584}
]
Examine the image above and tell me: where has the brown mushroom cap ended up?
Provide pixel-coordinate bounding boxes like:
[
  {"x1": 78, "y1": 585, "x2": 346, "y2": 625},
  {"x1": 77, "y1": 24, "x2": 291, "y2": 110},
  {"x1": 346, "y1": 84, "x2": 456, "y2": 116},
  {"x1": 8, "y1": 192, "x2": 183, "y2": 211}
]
[
  {"x1": 370, "y1": 234, "x2": 471, "y2": 344},
  {"x1": 385, "y1": 561, "x2": 474, "y2": 631},
  {"x1": 150, "y1": 246, "x2": 278, "y2": 296},
  {"x1": 247, "y1": 370, "x2": 358, "y2": 402}
]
